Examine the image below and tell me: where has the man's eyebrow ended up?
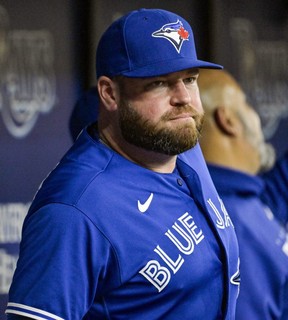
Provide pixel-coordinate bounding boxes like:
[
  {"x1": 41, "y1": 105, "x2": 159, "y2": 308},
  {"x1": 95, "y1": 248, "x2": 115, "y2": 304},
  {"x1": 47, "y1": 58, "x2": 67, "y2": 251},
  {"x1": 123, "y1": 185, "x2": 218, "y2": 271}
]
[{"x1": 186, "y1": 68, "x2": 199, "y2": 75}]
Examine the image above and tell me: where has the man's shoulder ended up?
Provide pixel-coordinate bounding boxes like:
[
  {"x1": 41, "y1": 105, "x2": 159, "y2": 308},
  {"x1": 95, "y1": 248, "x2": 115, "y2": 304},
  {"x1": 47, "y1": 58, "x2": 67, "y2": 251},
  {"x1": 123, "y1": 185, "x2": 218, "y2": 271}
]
[{"x1": 29, "y1": 130, "x2": 119, "y2": 211}]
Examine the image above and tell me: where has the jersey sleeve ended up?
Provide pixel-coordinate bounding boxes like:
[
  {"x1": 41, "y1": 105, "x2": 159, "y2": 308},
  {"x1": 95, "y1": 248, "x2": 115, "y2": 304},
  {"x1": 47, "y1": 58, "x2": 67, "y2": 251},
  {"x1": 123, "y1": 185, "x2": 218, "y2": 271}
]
[
  {"x1": 261, "y1": 150, "x2": 288, "y2": 226},
  {"x1": 281, "y1": 277, "x2": 288, "y2": 319},
  {"x1": 6, "y1": 203, "x2": 120, "y2": 320}
]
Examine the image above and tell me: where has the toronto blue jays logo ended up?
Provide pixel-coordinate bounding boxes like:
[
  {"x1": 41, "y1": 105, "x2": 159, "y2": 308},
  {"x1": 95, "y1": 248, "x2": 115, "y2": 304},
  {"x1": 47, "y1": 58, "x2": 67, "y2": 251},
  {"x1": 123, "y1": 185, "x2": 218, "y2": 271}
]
[{"x1": 152, "y1": 20, "x2": 189, "y2": 53}]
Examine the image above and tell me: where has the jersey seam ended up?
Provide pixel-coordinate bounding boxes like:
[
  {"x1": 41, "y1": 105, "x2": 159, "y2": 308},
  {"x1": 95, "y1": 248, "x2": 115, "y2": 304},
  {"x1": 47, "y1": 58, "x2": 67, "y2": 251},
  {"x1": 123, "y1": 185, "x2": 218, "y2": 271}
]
[{"x1": 71, "y1": 152, "x2": 115, "y2": 206}]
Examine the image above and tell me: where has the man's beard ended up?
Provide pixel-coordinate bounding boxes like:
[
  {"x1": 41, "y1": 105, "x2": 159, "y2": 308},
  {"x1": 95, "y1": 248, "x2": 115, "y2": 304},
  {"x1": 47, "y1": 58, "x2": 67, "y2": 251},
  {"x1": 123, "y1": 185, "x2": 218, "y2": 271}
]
[
  {"x1": 245, "y1": 128, "x2": 276, "y2": 173},
  {"x1": 258, "y1": 142, "x2": 276, "y2": 173},
  {"x1": 236, "y1": 109, "x2": 276, "y2": 173},
  {"x1": 118, "y1": 101, "x2": 204, "y2": 155}
]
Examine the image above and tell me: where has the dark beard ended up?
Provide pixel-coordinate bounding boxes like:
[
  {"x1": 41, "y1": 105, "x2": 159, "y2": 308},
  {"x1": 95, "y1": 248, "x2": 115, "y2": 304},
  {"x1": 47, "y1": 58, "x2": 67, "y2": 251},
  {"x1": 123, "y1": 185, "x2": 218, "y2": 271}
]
[{"x1": 119, "y1": 102, "x2": 204, "y2": 155}]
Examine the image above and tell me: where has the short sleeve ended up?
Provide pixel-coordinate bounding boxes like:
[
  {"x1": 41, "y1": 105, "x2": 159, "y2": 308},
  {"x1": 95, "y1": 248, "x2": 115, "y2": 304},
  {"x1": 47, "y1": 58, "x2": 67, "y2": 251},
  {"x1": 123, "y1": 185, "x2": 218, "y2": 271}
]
[{"x1": 6, "y1": 203, "x2": 119, "y2": 320}]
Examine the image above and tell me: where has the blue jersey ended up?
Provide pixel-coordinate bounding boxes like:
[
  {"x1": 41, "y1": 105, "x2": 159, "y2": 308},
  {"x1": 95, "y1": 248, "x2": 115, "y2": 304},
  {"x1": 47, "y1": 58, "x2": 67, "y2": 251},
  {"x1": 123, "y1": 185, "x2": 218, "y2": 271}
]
[
  {"x1": 207, "y1": 163, "x2": 288, "y2": 319},
  {"x1": 6, "y1": 128, "x2": 239, "y2": 320},
  {"x1": 261, "y1": 151, "x2": 288, "y2": 227}
]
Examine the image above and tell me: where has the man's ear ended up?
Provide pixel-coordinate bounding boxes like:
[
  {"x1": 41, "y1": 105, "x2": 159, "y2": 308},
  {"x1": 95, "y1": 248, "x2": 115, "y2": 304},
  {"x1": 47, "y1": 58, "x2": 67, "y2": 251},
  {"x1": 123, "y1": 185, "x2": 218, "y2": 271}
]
[
  {"x1": 97, "y1": 76, "x2": 119, "y2": 111},
  {"x1": 213, "y1": 106, "x2": 240, "y2": 136}
]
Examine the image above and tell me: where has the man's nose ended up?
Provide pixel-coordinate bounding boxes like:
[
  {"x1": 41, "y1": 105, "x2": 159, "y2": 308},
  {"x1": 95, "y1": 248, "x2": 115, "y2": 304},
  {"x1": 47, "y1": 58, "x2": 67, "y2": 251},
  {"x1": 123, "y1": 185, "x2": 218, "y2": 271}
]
[{"x1": 170, "y1": 82, "x2": 192, "y2": 106}]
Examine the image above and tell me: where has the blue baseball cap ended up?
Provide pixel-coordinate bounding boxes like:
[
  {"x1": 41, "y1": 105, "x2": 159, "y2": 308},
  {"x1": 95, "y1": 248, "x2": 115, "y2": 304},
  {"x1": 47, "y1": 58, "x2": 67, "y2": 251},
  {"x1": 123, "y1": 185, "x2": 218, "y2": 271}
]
[{"x1": 96, "y1": 8, "x2": 222, "y2": 79}]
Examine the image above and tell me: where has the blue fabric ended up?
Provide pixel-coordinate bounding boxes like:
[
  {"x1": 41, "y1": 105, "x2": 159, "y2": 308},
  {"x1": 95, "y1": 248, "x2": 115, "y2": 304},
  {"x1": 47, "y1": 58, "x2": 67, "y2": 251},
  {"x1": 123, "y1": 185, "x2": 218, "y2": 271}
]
[
  {"x1": 6, "y1": 129, "x2": 239, "y2": 320},
  {"x1": 96, "y1": 8, "x2": 222, "y2": 79},
  {"x1": 69, "y1": 87, "x2": 98, "y2": 142},
  {"x1": 261, "y1": 151, "x2": 288, "y2": 227},
  {"x1": 6, "y1": 316, "x2": 31, "y2": 320},
  {"x1": 207, "y1": 163, "x2": 288, "y2": 319}
]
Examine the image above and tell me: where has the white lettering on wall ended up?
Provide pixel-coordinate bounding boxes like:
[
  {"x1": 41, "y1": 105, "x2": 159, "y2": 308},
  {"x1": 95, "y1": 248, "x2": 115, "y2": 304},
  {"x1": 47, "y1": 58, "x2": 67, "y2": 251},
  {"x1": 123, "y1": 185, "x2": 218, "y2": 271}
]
[
  {"x1": 0, "y1": 202, "x2": 29, "y2": 243},
  {"x1": 0, "y1": 5, "x2": 56, "y2": 139},
  {"x1": 0, "y1": 249, "x2": 18, "y2": 294}
]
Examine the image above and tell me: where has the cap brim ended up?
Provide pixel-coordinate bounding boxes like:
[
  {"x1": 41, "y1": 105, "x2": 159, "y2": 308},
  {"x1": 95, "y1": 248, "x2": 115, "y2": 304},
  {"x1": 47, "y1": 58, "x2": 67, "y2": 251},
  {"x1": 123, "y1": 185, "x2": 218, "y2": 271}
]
[{"x1": 120, "y1": 58, "x2": 223, "y2": 78}]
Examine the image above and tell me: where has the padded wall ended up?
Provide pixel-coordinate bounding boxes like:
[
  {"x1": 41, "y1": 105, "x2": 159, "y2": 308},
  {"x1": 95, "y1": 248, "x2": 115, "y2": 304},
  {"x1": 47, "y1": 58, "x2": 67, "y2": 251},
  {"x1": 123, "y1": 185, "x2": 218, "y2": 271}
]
[{"x1": 0, "y1": 0, "x2": 80, "y2": 315}]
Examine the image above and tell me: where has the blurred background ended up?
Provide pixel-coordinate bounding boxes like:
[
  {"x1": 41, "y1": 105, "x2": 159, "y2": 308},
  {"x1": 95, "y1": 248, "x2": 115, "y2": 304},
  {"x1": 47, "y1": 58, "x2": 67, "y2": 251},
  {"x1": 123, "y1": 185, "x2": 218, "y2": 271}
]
[{"x1": 0, "y1": 0, "x2": 287, "y2": 315}]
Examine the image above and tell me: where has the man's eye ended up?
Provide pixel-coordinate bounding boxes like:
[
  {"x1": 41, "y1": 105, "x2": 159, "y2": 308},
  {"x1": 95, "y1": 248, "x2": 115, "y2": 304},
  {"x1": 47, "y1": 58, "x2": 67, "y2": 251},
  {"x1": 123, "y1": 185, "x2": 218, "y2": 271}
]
[
  {"x1": 144, "y1": 80, "x2": 166, "y2": 90},
  {"x1": 152, "y1": 81, "x2": 165, "y2": 87},
  {"x1": 184, "y1": 77, "x2": 197, "y2": 84}
]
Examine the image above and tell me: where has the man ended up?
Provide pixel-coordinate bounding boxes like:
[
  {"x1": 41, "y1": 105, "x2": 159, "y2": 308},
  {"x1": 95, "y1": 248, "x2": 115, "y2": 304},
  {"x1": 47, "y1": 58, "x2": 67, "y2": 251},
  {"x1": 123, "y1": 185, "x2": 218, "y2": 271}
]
[
  {"x1": 198, "y1": 68, "x2": 288, "y2": 319},
  {"x1": 6, "y1": 9, "x2": 239, "y2": 319}
]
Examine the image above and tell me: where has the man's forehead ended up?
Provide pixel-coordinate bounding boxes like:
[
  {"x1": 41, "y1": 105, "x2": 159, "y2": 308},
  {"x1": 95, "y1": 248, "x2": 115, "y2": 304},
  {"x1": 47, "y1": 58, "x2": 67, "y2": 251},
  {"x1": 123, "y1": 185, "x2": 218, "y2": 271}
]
[
  {"x1": 146, "y1": 68, "x2": 199, "y2": 79},
  {"x1": 113, "y1": 68, "x2": 200, "y2": 96}
]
